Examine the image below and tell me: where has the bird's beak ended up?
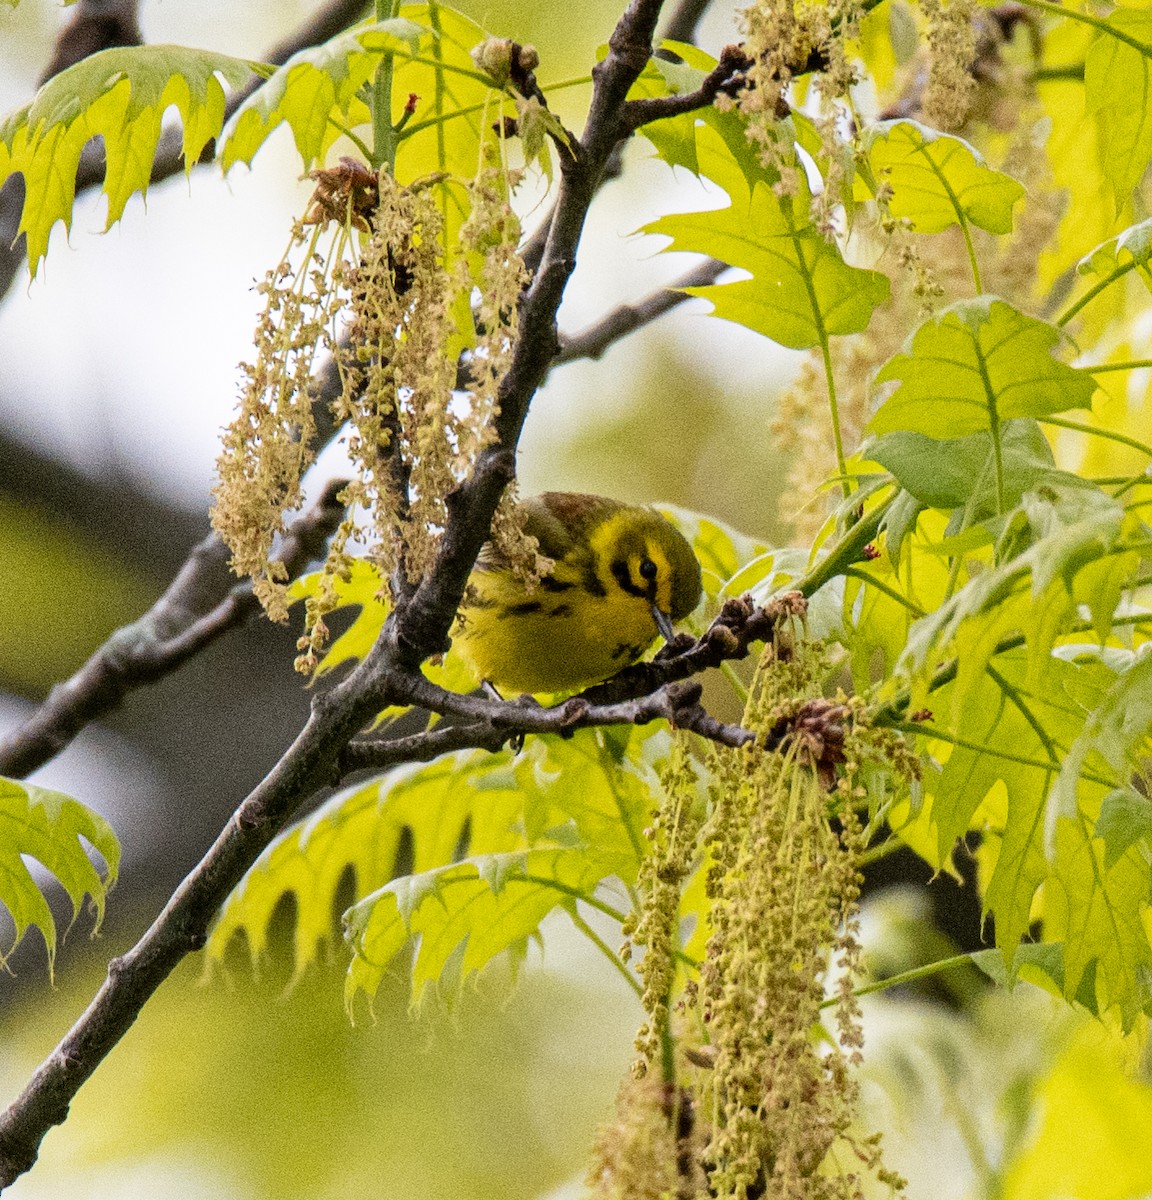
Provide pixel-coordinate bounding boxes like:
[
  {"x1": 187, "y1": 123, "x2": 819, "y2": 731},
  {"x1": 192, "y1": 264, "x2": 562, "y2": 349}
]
[{"x1": 652, "y1": 605, "x2": 676, "y2": 644}]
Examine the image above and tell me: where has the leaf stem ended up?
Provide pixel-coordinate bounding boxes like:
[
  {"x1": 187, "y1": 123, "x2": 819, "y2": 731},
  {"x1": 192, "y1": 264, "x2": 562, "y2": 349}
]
[
  {"x1": 370, "y1": 0, "x2": 403, "y2": 170},
  {"x1": 401, "y1": 74, "x2": 592, "y2": 138},
  {"x1": 973, "y1": 343, "x2": 1005, "y2": 513},
  {"x1": 820, "y1": 334, "x2": 851, "y2": 499},
  {"x1": 1083, "y1": 359, "x2": 1152, "y2": 373},
  {"x1": 858, "y1": 837, "x2": 904, "y2": 866},
  {"x1": 1056, "y1": 262, "x2": 1134, "y2": 327},
  {"x1": 719, "y1": 660, "x2": 750, "y2": 704},
  {"x1": 326, "y1": 117, "x2": 373, "y2": 162},
  {"x1": 1039, "y1": 415, "x2": 1152, "y2": 460},
  {"x1": 958, "y1": 212, "x2": 983, "y2": 295},
  {"x1": 843, "y1": 567, "x2": 926, "y2": 616},
  {"x1": 567, "y1": 908, "x2": 643, "y2": 1001},
  {"x1": 1015, "y1": 0, "x2": 1152, "y2": 54},
  {"x1": 796, "y1": 494, "x2": 893, "y2": 596},
  {"x1": 520, "y1": 875, "x2": 630, "y2": 924},
  {"x1": 1031, "y1": 63, "x2": 1084, "y2": 82},
  {"x1": 892, "y1": 722, "x2": 1115, "y2": 787},
  {"x1": 873, "y1": 607, "x2": 1152, "y2": 728},
  {"x1": 820, "y1": 952, "x2": 978, "y2": 1007}
]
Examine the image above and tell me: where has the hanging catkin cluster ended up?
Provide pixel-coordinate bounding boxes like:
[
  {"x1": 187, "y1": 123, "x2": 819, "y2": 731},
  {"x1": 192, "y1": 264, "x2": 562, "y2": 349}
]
[
  {"x1": 734, "y1": 0, "x2": 862, "y2": 181},
  {"x1": 212, "y1": 157, "x2": 535, "y2": 671},
  {"x1": 588, "y1": 1074, "x2": 706, "y2": 1200},
  {"x1": 695, "y1": 649, "x2": 903, "y2": 1200},
  {"x1": 332, "y1": 171, "x2": 459, "y2": 588},
  {"x1": 918, "y1": 0, "x2": 978, "y2": 131},
  {"x1": 591, "y1": 635, "x2": 909, "y2": 1200},
  {"x1": 627, "y1": 738, "x2": 705, "y2": 1077},
  {"x1": 211, "y1": 220, "x2": 338, "y2": 623}
]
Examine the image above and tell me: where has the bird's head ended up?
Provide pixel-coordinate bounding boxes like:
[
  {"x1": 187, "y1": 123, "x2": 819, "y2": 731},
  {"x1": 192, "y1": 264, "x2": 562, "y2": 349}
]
[{"x1": 590, "y1": 507, "x2": 703, "y2": 640}]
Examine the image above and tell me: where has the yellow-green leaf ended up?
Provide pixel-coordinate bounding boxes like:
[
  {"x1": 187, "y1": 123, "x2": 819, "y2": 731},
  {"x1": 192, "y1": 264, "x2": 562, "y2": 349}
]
[
  {"x1": 864, "y1": 119, "x2": 1024, "y2": 235},
  {"x1": 345, "y1": 846, "x2": 633, "y2": 1007},
  {"x1": 1085, "y1": 8, "x2": 1152, "y2": 208},
  {"x1": 642, "y1": 115, "x2": 889, "y2": 350},
  {"x1": 220, "y1": 19, "x2": 427, "y2": 171},
  {"x1": 210, "y1": 726, "x2": 662, "y2": 985},
  {"x1": 0, "y1": 776, "x2": 120, "y2": 972},
  {"x1": 207, "y1": 751, "x2": 526, "y2": 978},
  {"x1": 870, "y1": 299, "x2": 1096, "y2": 438},
  {"x1": 0, "y1": 45, "x2": 258, "y2": 275}
]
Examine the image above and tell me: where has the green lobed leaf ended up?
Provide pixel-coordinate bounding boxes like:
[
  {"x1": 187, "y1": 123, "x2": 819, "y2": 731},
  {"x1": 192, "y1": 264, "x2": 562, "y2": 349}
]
[
  {"x1": 220, "y1": 18, "x2": 427, "y2": 171},
  {"x1": 902, "y1": 632, "x2": 1152, "y2": 1026},
  {"x1": 870, "y1": 298, "x2": 1097, "y2": 439},
  {"x1": 1084, "y1": 9, "x2": 1152, "y2": 208},
  {"x1": 1046, "y1": 815, "x2": 1152, "y2": 1029},
  {"x1": 1077, "y1": 216, "x2": 1152, "y2": 294},
  {"x1": 0, "y1": 45, "x2": 258, "y2": 275},
  {"x1": 864, "y1": 119, "x2": 1024, "y2": 235},
  {"x1": 642, "y1": 111, "x2": 889, "y2": 350},
  {"x1": 970, "y1": 941, "x2": 1068, "y2": 996},
  {"x1": 0, "y1": 776, "x2": 120, "y2": 972},
  {"x1": 1049, "y1": 651, "x2": 1152, "y2": 838},
  {"x1": 879, "y1": 489, "x2": 925, "y2": 567},
  {"x1": 865, "y1": 420, "x2": 1057, "y2": 513},
  {"x1": 897, "y1": 481, "x2": 1135, "y2": 713},
  {"x1": 1095, "y1": 787, "x2": 1152, "y2": 871},
  {"x1": 1003, "y1": 1028, "x2": 1152, "y2": 1197},
  {"x1": 210, "y1": 726, "x2": 663, "y2": 987},
  {"x1": 344, "y1": 845, "x2": 634, "y2": 1008},
  {"x1": 207, "y1": 751, "x2": 526, "y2": 977},
  {"x1": 917, "y1": 652, "x2": 1113, "y2": 954}
]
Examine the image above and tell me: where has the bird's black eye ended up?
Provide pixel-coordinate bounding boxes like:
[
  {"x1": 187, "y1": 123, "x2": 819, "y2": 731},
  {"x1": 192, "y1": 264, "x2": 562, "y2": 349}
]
[{"x1": 639, "y1": 558, "x2": 658, "y2": 581}]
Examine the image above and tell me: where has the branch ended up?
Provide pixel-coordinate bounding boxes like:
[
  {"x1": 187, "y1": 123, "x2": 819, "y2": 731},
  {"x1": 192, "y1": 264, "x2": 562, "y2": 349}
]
[
  {"x1": 381, "y1": 594, "x2": 804, "y2": 749},
  {"x1": 0, "y1": 2, "x2": 678, "y2": 1184},
  {"x1": 0, "y1": 0, "x2": 373, "y2": 299},
  {"x1": 390, "y1": 0, "x2": 674, "y2": 668},
  {"x1": 0, "y1": 480, "x2": 348, "y2": 779},
  {"x1": 552, "y1": 257, "x2": 728, "y2": 366},
  {"x1": 658, "y1": 0, "x2": 716, "y2": 46},
  {"x1": 619, "y1": 43, "x2": 750, "y2": 132},
  {"x1": 392, "y1": 672, "x2": 755, "y2": 746},
  {"x1": 0, "y1": 639, "x2": 390, "y2": 1189},
  {"x1": 381, "y1": 672, "x2": 849, "y2": 764},
  {"x1": 339, "y1": 720, "x2": 512, "y2": 774}
]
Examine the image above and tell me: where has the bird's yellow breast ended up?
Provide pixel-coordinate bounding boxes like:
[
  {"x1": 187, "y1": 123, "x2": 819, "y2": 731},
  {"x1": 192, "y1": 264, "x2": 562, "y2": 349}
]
[
  {"x1": 452, "y1": 558, "x2": 660, "y2": 695},
  {"x1": 449, "y1": 494, "x2": 702, "y2": 696}
]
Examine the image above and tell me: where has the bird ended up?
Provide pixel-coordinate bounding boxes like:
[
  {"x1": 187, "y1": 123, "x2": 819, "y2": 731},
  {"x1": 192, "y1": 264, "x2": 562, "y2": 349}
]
[{"x1": 452, "y1": 492, "x2": 703, "y2": 696}]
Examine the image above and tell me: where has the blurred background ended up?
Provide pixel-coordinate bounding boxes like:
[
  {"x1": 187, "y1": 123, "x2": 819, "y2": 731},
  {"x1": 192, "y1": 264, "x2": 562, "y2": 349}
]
[{"x1": 0, "y1": 2, "x2": 1145, "y2": 1198}]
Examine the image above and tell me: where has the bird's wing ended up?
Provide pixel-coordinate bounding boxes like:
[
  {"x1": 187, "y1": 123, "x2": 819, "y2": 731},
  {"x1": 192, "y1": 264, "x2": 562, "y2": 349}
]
[{"x1": 473, "y1": 493, "x2": 595, "y2": 571}]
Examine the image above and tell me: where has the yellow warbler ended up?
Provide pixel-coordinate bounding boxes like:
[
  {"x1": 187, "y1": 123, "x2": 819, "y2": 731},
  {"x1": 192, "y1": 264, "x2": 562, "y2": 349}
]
[{"x1": 453, "y1": 492, "x2": 702, "y2": 695}]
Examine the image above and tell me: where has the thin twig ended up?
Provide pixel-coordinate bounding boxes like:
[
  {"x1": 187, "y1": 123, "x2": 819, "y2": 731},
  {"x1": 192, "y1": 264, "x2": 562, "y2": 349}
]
[
  {"x1": 552, "y1": 258, "x2": 728, "y2": 366},
  {"x1": 339, "y1": 721, "x2": 511, "y2": 774},
  {"x1": 659, "y1": 0, "x2": 717, "y2": 46},
  {"x1": 619, "y1": 43, "x2": 750, "y2": 132},
  {"x1": 0, "y1": 481, "x2": 349, "y2": 780}
]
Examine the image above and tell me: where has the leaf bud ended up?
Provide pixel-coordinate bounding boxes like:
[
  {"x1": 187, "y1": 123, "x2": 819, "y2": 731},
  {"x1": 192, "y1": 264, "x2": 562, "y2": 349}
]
[{"x1": 471, "y1": 37, "x2": 515, "y2": 85}]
